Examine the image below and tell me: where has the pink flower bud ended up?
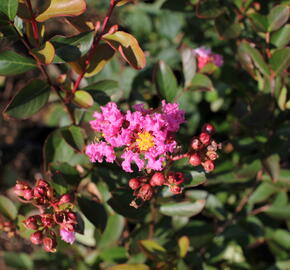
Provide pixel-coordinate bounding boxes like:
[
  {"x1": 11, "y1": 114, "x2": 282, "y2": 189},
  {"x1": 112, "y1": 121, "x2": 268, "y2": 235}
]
[
  {"x1": 41, "y1": 214, "x2": 54, "y2": 228},
  {"x1": 202, "y1": 123, "x2": 215, "y2": 135},
  {"x1": 138, "y1": 184, "x2": 154, "y2": 201},
  {"x1": 170, "y1": 185, "x2": 182, "y2": 194},
  {"x1": 30, "y1": 231, "x2": 43, "y2": 245},
  {"x1": 150, "y1": 172, "x2": 165, "y2": 186},
  {"x1": 58, "y1": 194, "x2": 73, "y2": 205},
  {"x1": 189, "y1": 153, "x2": 201, "y2": 166},
  {"x1": 203, "y1": 160, "x2": 215, "y2": 172},
  {"x1": 66, "y1": 211, "x2": 77, "y2": 224},
  {"x1": 191, "y1": 138, "x2": 202, "y2": 150},
  {"x1": 199, "y1": 132, "x2": 211, "y2": 145},
  {"x1": 129, "y1": 178, "x2": 141, "y2": 190},
  {"x1": 206, "y1": 150, "x2": 218, "y2": 161},
  {"x1": 60, "y1": 228, "x2": 75, "y2": 244},
  {"x1": 24, "y1": 215, "x2": 40, "y2": 230},
  {"x1": 14, "y1": 181, "x2": 31, "y2": 197},
  {"x1": 23, "y1": 189, "x2": 34, "y2": 200},
  {"x1": 43, "y1": 236, "x2": 57, "y2": 252}
]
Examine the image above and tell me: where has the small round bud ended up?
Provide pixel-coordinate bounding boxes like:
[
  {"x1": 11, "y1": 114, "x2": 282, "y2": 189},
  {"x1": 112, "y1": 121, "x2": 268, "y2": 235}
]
[
  {"x1": 191, "y1": 138, "x2": 202, "y2": 150},
  {"x1": 199, "y1": 132, "x2": 211, "y2": 145},
  {"x1": 23, "y1": 189, "x2": 34, "y2": 200},
  {"x1": 138, "y1": 184, "x2": 154, "y2": 201},
  {"x1": 189, "y1": 153, "x2": 201, "y2": 166},
  {"x1": 129, "y1": 178, "x2": 141, "y2": 190},
  {"x1": 170, "y1": 185, "x2": 182, "y2": 194},
  {"x1": 206, "y1": 150, "x2": 218, "y2": 161},
  {"x1": 203, "y1": 160, "x2": 215, "y2": 172},
  {"x1": 58, "y1": 194, "x2": 73, "y2": 205},
  {"x1": 150, "y1": 172, "x2": 165, "y2": 187},
  {"x1": 202, "y1": 123, "x2": 215, "y2": 135},
  {"x1": 41, "y1": 214, "x2": 54, "y2": 228},
  {"x1": 30, "y1": 231, "x2": 43, "y2": 245},
  {"x1": 24, "y1": 215, "x2": 40, "y2": 230},
  {"x1": 14, "y1": 181, "x2": 31, "y2": 197},
  {"x1": 43, "y1": 236, "x2": 57, "y2": 252}
]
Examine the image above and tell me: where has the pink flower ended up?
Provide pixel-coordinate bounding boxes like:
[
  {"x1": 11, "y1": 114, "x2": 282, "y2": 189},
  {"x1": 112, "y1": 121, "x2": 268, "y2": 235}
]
[
  {"x1": 85, "y1": 142, "x2": 116, "y2": 163},
  {"x1": 194, "y1": 47, "x2": 223, "y2": 70},
  {"x1": 60, "y1": 228, "x2": 75, "y2": 244},
  {"x1": 121, "y1": 150, "x2": 145, "y2": 172}
]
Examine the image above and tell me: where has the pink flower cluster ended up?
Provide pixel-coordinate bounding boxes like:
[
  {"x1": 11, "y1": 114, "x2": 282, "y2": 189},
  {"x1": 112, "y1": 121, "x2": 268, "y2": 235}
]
[
  {"x1": 194, "y1": 47, "x2": 223, "y2": 70},
  {"x1": 86, "y1": 101, "x2": 185, "y2": 173}
]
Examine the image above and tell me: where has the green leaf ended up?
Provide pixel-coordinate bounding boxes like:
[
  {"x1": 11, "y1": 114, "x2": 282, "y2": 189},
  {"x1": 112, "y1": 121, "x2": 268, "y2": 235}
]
[
  {"x1": 155, "y1": 60, "x2": 178, "y2": 102},
  {"x1": 98, "y1": 214, "x2": 125, "y2": 249},
  {"x1": 248, "y1": 182, "x2": 280, "y2": 205},
  {"x1": 50, "y1": 162, "x2": 80, "y2": 185},
  {"x1": 108, "y1": 264, "x2": 149, "y2": 270},
  {"x1": 185, "y1": 171, "x2": 207, "y2": 187},
  {"x1": 249, "y1": 13, "x2": 268, "y2": 32},
  {"x1": 268, "y1": 5, "x2": 289, "y2": 32},
  {"x1": 215, "y1": 15, "x2": 242, "y2": 39},
  {"x1": 77, "y1": 196, "x2": 107, "y2": 231},
  {"x1": 271, "y1": 24, "x2": 290, "y2": 48},
  {"x1": 99, "y1": 247, "x2": 127, "y2": 263},
  {"x1": 0, "y1": 0, "x2": 18, "y2": 20},
  {"x1": 178, "y1": 236, "x2": 190, "y2": 258},
  {"x1": 278, "y1": 86, "x2": 287, "y2": 111},
  {"x1": 181, "y1": 48, "x2": 196, "y2": 88},
  {"x1": 51, "y1": 31, "x2": 94, "y2": 63},
  {"x1": 262, "y1": 154, "x2": 280, "y2": 182},
  {"x1": 239, "y1": 42, "x2": 270, "y2": 77},
  {"x1": 160, "y1": 200, "x2": 206, "y2": 217},
  {"x1": 189, "y1": 74, "x2": 214, "y2": 91},
  {"x1": 0, "y1": 51, "x2": 36, "y2": 75},
  {"x1": 269, "y1": 229, "x2": 290, "y2": 250},
  {"x1": 4, "y1": 252, "x2": 33, "y2": 270},
  {"x1": 139, "y1": 240, "x2": 166, "y2": 259},
  {"x1": 270, "y1": 48, "x2": 290, "y2": 75},
  {"x1": 73, "y1": 90, "x2": 94, "y2": 108},
  {"x1": 0, "y1": 195, "x2": 17, "y2": 220},
  {"x1": 83, "y1": 80, "x2": 118, "y2": 92},
  {"x1": 265, "y1": 204, "x2": 290, "y2": 219},
  {"x1": 61, "y1": 126, "x2": 85, "y2": 152},
  {"x1": 4, "y1": 80, "x2": 50, "y2": 119},
  {"x1": 196, "y1": 0, "x2": 227, "y2": 19},
  {"x1": 30, "y1": 41, "x2": 55, "y2": 65}
]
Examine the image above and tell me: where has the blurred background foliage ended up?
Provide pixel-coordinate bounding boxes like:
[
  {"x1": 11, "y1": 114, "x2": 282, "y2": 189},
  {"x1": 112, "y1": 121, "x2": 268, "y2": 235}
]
[{"x1": 0, "y1": 0, "x2": 290, "y2": 269}]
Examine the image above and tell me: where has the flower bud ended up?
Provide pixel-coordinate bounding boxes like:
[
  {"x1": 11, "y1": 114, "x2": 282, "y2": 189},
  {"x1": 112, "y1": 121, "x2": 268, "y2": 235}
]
[
  {"x1": 191, "y1": 138, "x2": 202, "y2": 150},
  {"x1": 41, "y1": 214, "x2": 54, "y2": 228},
  {"x1": 14, "y1": 181, "x2": 31, "y2": 197},
  {"x1": 189, "y1": 153, "x2": 201, "y2": 166},
  {"x1": 150, "y1": 172, "x2": 165, "y2": 186},
  {"x1": 43, "y1": 236, "x2": 57, "y2": 252},
  {"x1": 30, "y1": 231, "x2": 43, "y2": 245},
  {"x1": 170, "y1": 185, "x2": 182, "y2": 194},
  {"x1": 24, "y1": 215, "x2": 40, "y2": 230},
  {"x1": 199, "y1": 132, "x2": 211, "y2": 145},
  {"x1": 202, "y1": 123, "x2": 215, "y2": 135},
  {"x1": 206, "y1": 150, "x2": 218, "y2": 161},
  {"x1": 66, "y1": 211, "x2": 77, "y2": 223},
  {"x1": 23, "y1": 189, "x2": 34, "y2": 200},
  {"x1": 202, "y1": 160, "x2": 215, "y2": 172},
  {"x1": 138, "y1": 184, "x2": 154, "y2": 201},
  {"x1": 129, "y1": 178, "x2": 141, "y2": 190},
  {"x1": 58, "y1": 194, "x2": 73, "y2": 205}
]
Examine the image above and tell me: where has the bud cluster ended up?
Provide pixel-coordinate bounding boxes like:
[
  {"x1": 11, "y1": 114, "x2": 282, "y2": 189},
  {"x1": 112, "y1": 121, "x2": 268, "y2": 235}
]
[
  {"x1": 129, "y1": 171, "x2": 185, "y2": 207},
  {"x1": 0, "y1": 217, "x2": 16, "y2": 238},
  {"x1": 189, "y1": 123, "x2": 221, "y2": 172},
  {"x1": 14, "y1": 179, "x2": 77, "y2": 252}
]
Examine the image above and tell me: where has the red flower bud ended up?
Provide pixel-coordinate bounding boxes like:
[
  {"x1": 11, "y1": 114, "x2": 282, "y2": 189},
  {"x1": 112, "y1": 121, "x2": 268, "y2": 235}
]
[
  {"x1": 129, "y1": 178, "x2": 141, "y2": 190},
  {"x1": 203, "y1": 160, "x2": 215, "y2": 172},
  {"x1": 30, "y1": 231, "x2": 43, "y2": 245},
  {"x1": 41, "y1": 214, "x2": 54, "y2": 228},
  {"x1": 191, "y1": 138, "x2": 202, "y2": 150},
  {"x1": 206, "y1": 150, "x2": 218, "y2": 160},
  {"x1": 37, "y1": 180, "x2": 50, "y2": 188},
  {"x1": 150, "y1": 172, "x2": 165, "y2": 186},
  {"x1": 14, "y1": 181, "x2": 31, "y2": 197},
  {"x1": 199, "y1": 132, "x2": 211, "y2": 145},
  {"x1": 170, "y1": 185, "x2": 182, "y2": 194},
  {"x1": 138, "y1": 184, "x2": 154, "y2": 201},
  {"x1": 24, "y1": 215, "x2": 41, "y2": 230},
  {"x1": 66, "y1": 211, "x2": 77, "y2": 224},
  {"x1": 189, "y1": 153, "x2": 201, "y2": 166},
  {"x1": 202, "y1": 123, "x2": 215, "y2": 135},
  {"x1": 58, "y1": 194, "x2": 73, "y2": 205},
  {"x1": 23, "y1": 189, "x2": 34, "y2": 200},
  {"x1": 43, "y1": 236, "x2": 57, "y2": 252}
]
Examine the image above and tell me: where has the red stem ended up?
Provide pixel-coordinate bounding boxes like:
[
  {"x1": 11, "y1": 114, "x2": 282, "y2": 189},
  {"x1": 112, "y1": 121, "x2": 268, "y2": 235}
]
[
  {"x1": 72, "y1": 0, "x2": 117, "y2": 94},
  {"x1": 25, "y1": 0, "x2": 40, "y2": 44}
]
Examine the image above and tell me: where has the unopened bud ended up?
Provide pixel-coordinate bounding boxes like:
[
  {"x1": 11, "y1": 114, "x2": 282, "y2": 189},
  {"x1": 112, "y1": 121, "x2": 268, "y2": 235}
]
[
  {"x1": 203, "y1": 160, "x2": 215, "y2": 172},
  {"x1": 150, "y1": 172, "x2": 165, "y2": 186},
  {"x1": 202, "y1": 123, "x2": 215, "y2": 135},
  {"x1": 43, "y1": 236, "x2": 57, "y2": 252},
  {"x1": 206, "y1": 150, "x2": 218, "y2": 160},
  {"x1": 170, "y1": 185, "x2": 182, "y2": 194},
  {"x1": 191, "y1": 138, "x2": 202, "y2": 150},
  {"x1": 14, "y1": 181, "x2": 30, "y2": 197},
  {"x1": 138, "y1": 184, "x2": 154, "y2": 201},
  {"x1": 199, "y1": 132, "x2": 211, "y2": 145},
  {"x1": 58, "y1": 194, "x2": 73, "y2": 205},
  {"x1": 129, "y1": 178, "x2": 141, "y2": 190},
  {"x1": 24, "y1": 215, "x2": 40, "y2": 230},
  {"x1": 189, "y1": 153, "x2": 201, "y2": 166},
  {"x1": 30, "y1": 231, "x2": 43, "y2": 245},
  {"x1": 23, "y1": 189, "x2": 34, "y2": 200},
  {"x1": 66, "y1": 211, "x2": 77, "y2": 224},
  {"x1": 41, "y1": 214, "x2": 54, "y2": 228}
]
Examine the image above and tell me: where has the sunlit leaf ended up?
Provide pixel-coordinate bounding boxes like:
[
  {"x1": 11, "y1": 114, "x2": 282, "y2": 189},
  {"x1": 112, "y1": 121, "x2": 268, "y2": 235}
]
[{"x1": 30, "y1": 41, "x2": 55, "y2": 65}]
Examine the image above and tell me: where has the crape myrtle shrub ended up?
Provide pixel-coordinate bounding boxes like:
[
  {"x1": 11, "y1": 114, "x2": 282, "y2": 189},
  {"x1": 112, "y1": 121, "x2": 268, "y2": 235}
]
[{"x1": 0, "y1": 0, "x2": 289, "y2": 269}]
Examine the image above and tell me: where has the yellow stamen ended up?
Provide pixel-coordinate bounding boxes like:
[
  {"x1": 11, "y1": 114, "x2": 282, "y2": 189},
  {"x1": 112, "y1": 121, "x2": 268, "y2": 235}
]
[{"x1": 136, "y1": 131, "x2": 155, "y2": 151}]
